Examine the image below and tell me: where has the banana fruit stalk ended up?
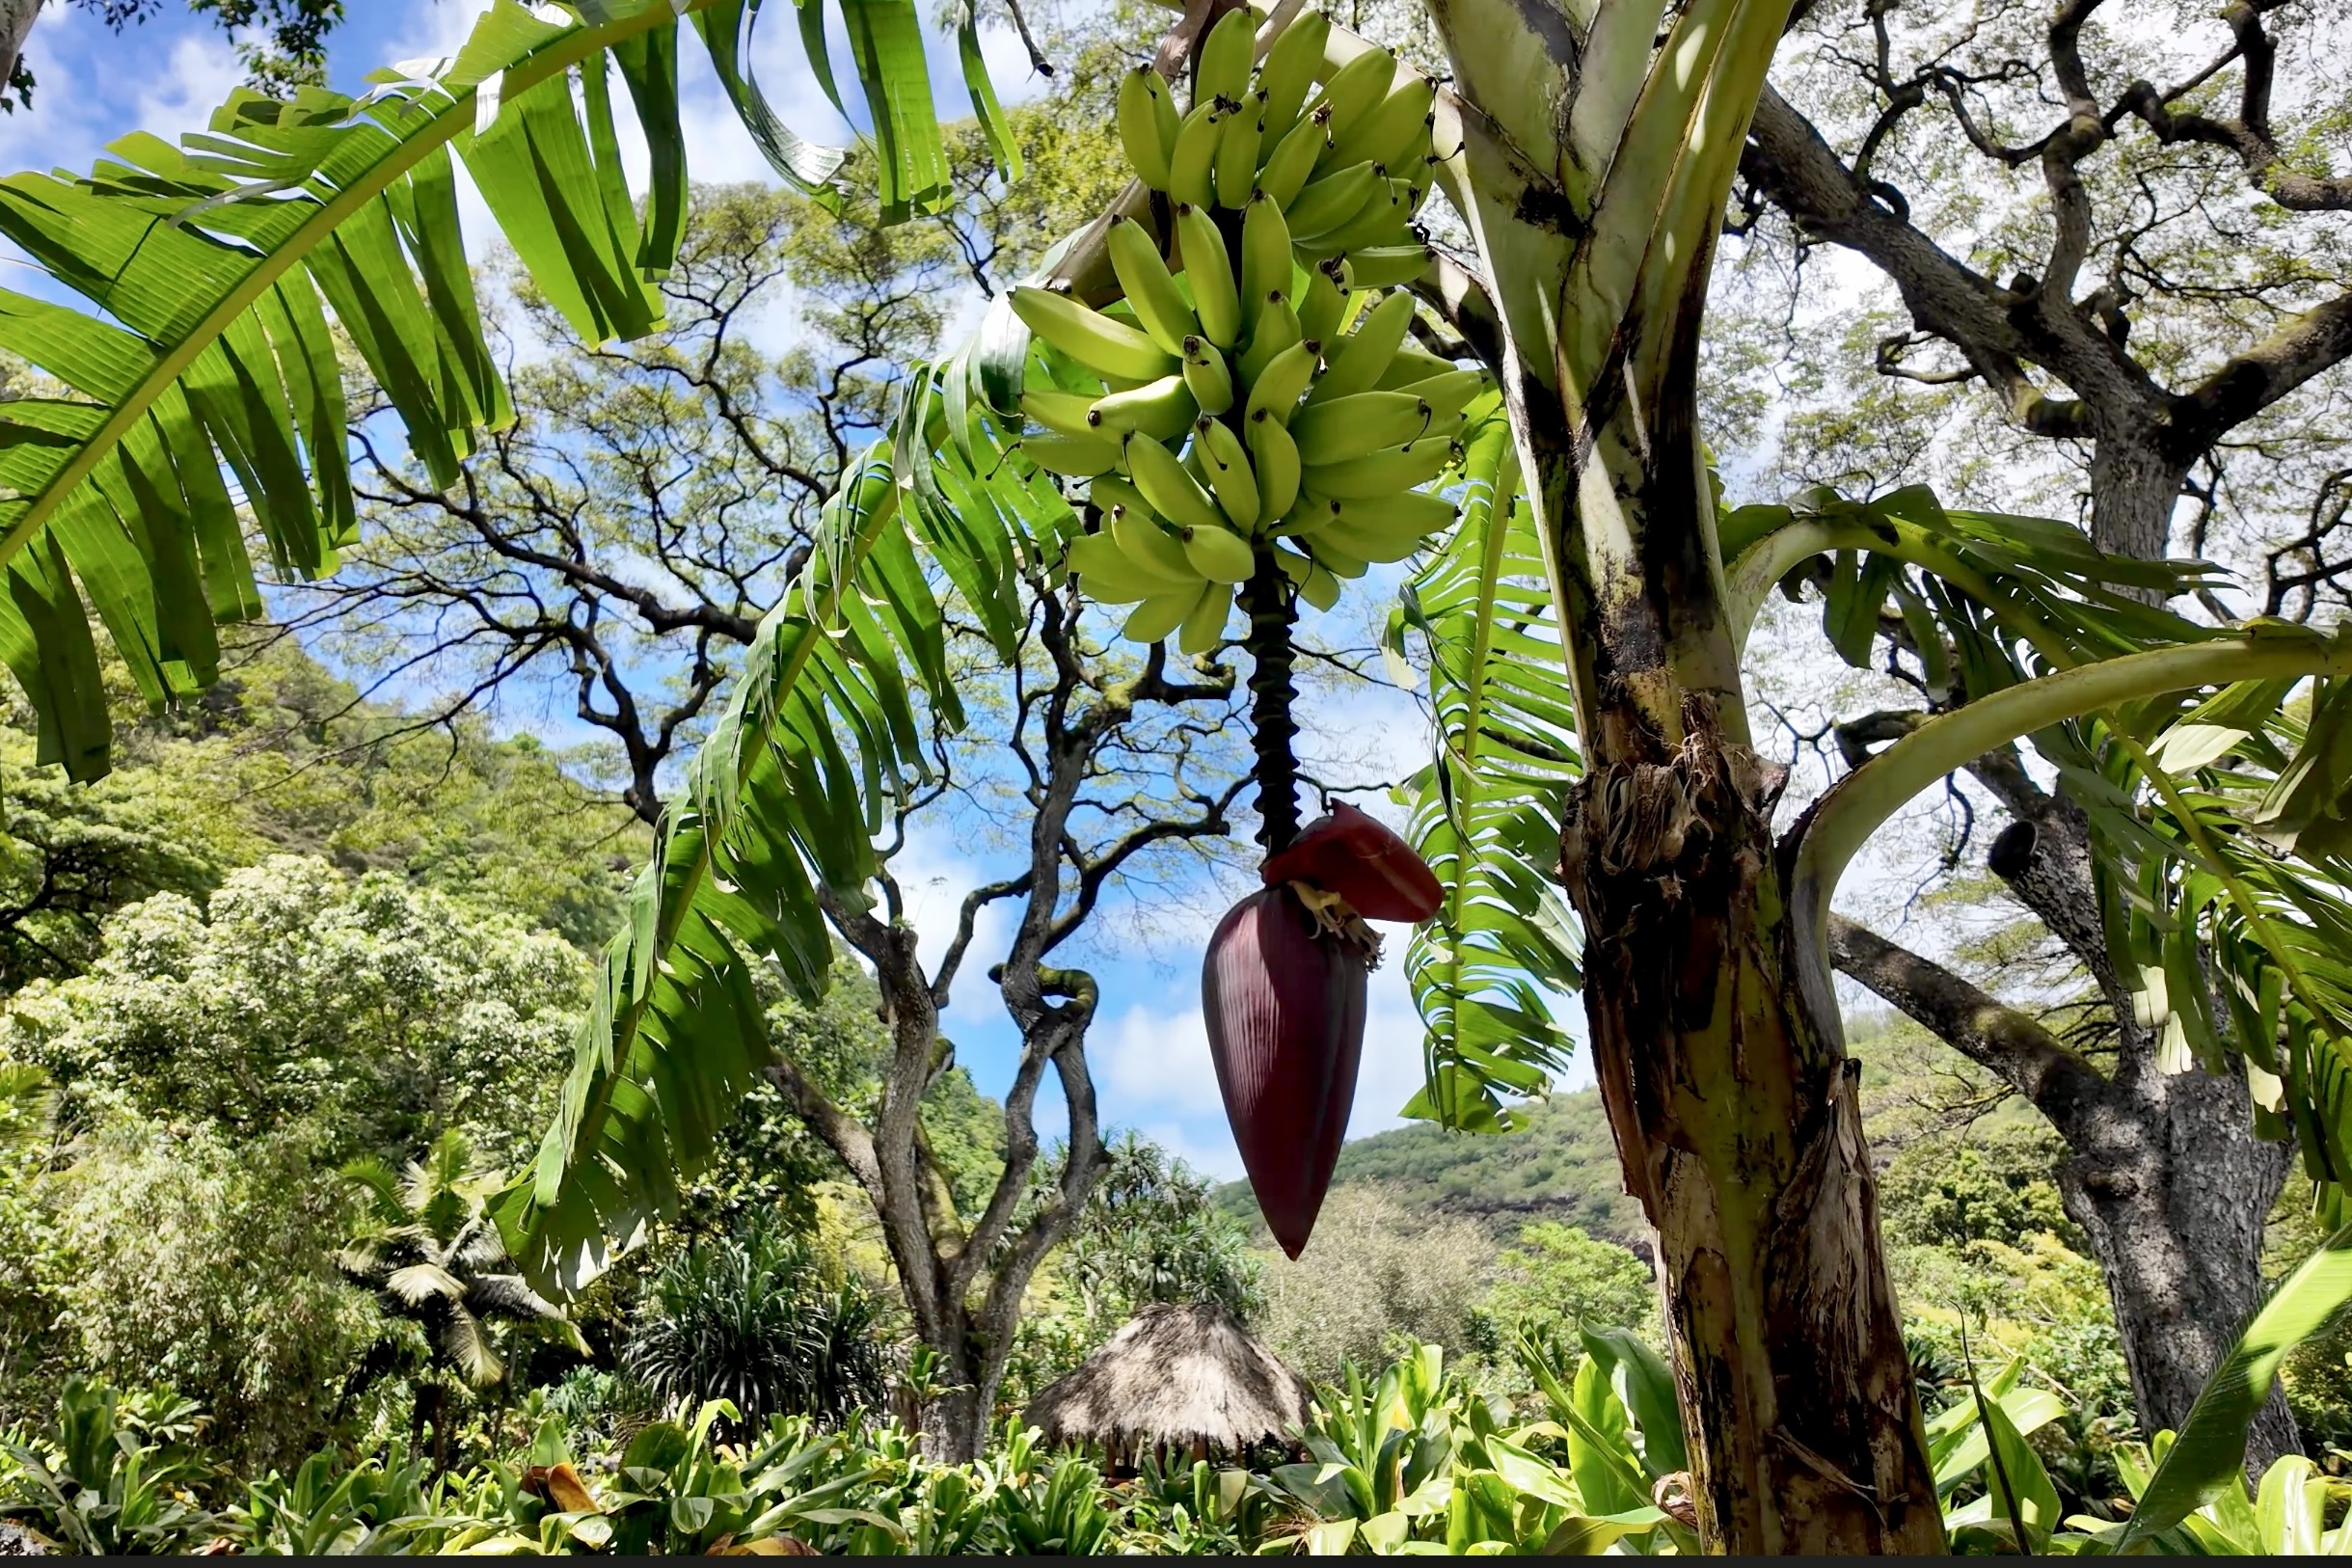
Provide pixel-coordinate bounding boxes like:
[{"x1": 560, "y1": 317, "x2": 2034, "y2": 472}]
[{"x1": 1014, "y1": 8, "x2": 1492, "y2": 651}]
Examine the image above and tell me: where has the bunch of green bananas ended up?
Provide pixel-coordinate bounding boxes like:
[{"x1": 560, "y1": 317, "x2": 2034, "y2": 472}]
[{"x1": 1007, "y1": 8, "x2": 1480, "y2": 654}]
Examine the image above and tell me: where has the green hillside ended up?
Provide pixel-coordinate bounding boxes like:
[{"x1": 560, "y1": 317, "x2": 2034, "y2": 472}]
[{"x1": 1218, "y1": 1088, "x2": 1645, "y2": 1244}]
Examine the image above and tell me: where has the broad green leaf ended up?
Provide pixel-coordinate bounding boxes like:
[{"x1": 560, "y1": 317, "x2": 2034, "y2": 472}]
[
  {"x1": 2114, "y1": 1219, "x2": 2352, "y2": 1553},
  {"x1": 0, "y1": 0, "x2": 1019, "y2": 783}
]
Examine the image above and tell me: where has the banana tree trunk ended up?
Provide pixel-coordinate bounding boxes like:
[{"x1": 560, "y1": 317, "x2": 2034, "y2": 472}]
[{"x1": 1420, "y1": 0, "x2": 1944, "y2": 1547}]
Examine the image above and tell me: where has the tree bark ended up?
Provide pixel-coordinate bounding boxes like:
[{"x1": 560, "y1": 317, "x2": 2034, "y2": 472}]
[
  {"x1": 0, "y1": 0, "x2": 36, "y2": 100},
  {"x1": 1829, "y1": 910, "x2": 2301, "y2": 1471},
  {"x1": 2056, "y1": 1067, "x2": 2298, "y2": 1469}
]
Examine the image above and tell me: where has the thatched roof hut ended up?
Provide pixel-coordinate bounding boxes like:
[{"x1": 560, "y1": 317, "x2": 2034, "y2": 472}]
[{"x1": 1026, "y1": 1303, "x2": 1311, "y2": 1458}]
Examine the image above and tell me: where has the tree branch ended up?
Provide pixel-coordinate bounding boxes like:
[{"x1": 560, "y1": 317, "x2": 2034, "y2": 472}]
[{"x1": 1829, "y1": 914, "x2": 2110, "y2": 1123}]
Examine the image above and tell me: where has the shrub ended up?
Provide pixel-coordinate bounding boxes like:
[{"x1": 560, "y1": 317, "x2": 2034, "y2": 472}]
[
  {"x1": 1477, "y1": 1222, "x2": 1658, "y2": 1349},
  {"x1": 622, "y1": 1224, "x2": 896, "y2": 1431},
  {"x1": 28, "y1": 1115, "x2": 376, "y2": 1473}
]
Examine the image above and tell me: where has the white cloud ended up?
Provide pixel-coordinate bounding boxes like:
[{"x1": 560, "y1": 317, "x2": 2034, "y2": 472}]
[{"x1": 1098, "y1": 998, "x2": 1226, "y2": 1118}]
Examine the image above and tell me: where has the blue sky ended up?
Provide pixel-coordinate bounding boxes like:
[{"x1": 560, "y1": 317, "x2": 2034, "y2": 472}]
[{"x1": 0, "y1": 0, "x2": 1597, "y2": 1184}]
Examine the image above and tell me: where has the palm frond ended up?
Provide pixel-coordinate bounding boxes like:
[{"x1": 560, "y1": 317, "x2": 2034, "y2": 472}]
[
  {"x1": 336, "y1": 1156, "x2": 408, "y2": 1226},
  {"x1": 437, "y1": 1307, "x2": 504, "y2": 1388},
  {"x1": 1388, "y1": 405, "x2": 1583, "y2": 1132},
  {"x1": 495, "y1": 340, "x2": 1068, "y2": 1292},
  {"x1": 464, "y1": 1273, "x2": 568, "y2": 1325},
  {"x1": 0, "y1": 0, "x2": 1017, "y2": 781},
  {"x1": 384, "y1": 1262, "x2": 467, "y2": 1307}
]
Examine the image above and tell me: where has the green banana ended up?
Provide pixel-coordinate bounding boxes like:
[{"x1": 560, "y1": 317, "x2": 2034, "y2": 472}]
[
  {"x1": 1235, "y1": 294, "x2": 1303, "y2": 386},
  {"x1": 1255, "y1": 9, "x2": 1329, "y2": 144},
  {"x1": 1068, "y1": 530, "x2": 1176, "y2": 602},
  {"x1": 1297, "y1": 261, "x2": 1347, "y2": 345},
  {"x1": 1274, "y1": 545, "x2": 1340, "y2": 611},
  {"x1": 1232, "y1": 296, "x2": 1308, "y2": 390},
  {"x1": 1168, "y1": 99, "x2": 1224, "y2": 209},
  {"x1": 1182, "y1": 519, "x2": 1257, "y2": 583},
  {"x1": 1240, "y1": 195, "x2": 1292, "y2": 337},
  {"x1": 1118, "y1": 66, "x2": 1179, "y2": 190},
  {"x1": 1270, "y1": 543, "x2": 1345, "y2": 610},
  {"x1": 1372, "y1": 344, "x2": 1456, "y2": 390},
  {"x1": 1216, "y1": 96, "x2": 1266, "y2": 209},
  {"x1": 1327, "y1": 75, "x2": 1434, "y2": 171},
  {"x1": 1310, "y1": 287, "x2": 1416, "y2": 402},
  {"x1": 1300, "y1": 558, "x2": 1341, "y2": 611},
  {"x1": 1316, "y1": 488, "x2": 1457, "y2": 535},
  {"x1": 1023, "y1": 432, "x2": 1124, "y2": 477},
  {"x1": 1111, "y1": 502, "x2": 1203, "y2": 584},
  {"x1": 1175, "y1": 204, "x2": 1243, "y2": 349},
  {"x1": 1107, "y1": 218, "x2": 1200, "y2": 357},
  {"x1": 1395, "y1": 366, "x2": 1489, "y2": 421},
  {"x1": 1091, "y1": 374, "x2": 1201, "y2": 442},
  {"x1": 1089, "y1": 473, "x2": 1157, "y2": 522},
  {"x1": 1243, "y1": 339, "x2": 1322, "y2": 422},
  {"x1": 1256, "y1": 111, "x2": 1329, "y2": 207},
  {"x1": 1180, "y1": 337, "x2": 1235, "y2": 415},
  {"x1": 1307, "y1": 48, "x2": 1394, "y2": 146},
  {"x1": 1176, "y1": 580, "x2": 1232, "y2": 654},
  {"x1": 1194, "y1": 415, "x2": 1260, "y2": 530},
  {"x1": 1246, "y1": 407, "x2": 1302, "y2": 526},
  {"x1": 1290, "y1": 391, "x2": 1436, "y2": 466},
  {"x1": 1311, "y1": 509, "x2": 1430, "y2": 564},
  {"x1": 1298, "y1": 182, "x2": 1409, "y2": 257},
  {"x1": 1022, "y1": 388, "x2": 1102, "y2": 439},
  {"x1": 1300, "y1": 435, "x2": 1454, "y2": 498},
  {"x1": 1194, "y1": 6, "x2": 1256, "y2": 108},
  {"x1": 1284, "y1": 159, "x2": 1386, "y2": 241},
  {"x1": 1011, "y1": 286, "x2": 1178, "y2": 382},
  {"x1": 1306, "y1": 528, "x2": 1369, "y2": 580},
  {"x1": 1338, "y1": 243, "x2": 1431, "y2": 290},
  {"x1": 1123, "y1": 581, "x2": 1209, "y2": 644},
  {"x1": 1122, "y1": 430, "x2": 1230, "y2": 535}
]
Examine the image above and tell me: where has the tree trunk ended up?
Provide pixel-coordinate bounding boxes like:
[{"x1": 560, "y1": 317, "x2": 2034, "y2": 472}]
[
  {"x1": 1978, "y1": 768, "x2": 2302, "y2": 1467},
  {"x1": 2057, "y1": 1062, "x2": 2300, "y2": 1466},
  {"x1": 1563, "y1": 719, "x2": 1942, "y2": 1550},
  {"x1": 2086, "y1": 432, "x2": 2186, "y2": 563},
  {"x1": 919, "y1": 1363, "x2": 991, "y2": 1465}
]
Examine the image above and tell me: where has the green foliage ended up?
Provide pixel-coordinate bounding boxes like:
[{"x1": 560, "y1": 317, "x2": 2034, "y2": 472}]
[
  {"x1": 621, "y1": 1223, "x2": 894, "y2": 1433},
  {"x1": 0, "y1": 0, "x2": 1020, "y2": 784},
  {"x1": 1, "y1": 1114, "x2": 375, "y2": 1473},
  {"x1": 1055, "y1": 1133, "x2": 1262, "y2": 1332},
  {"x1": 3, "y1": 854, "x2": 586, "y2": 1167},
  {"x1": 1289, "y1": 1087, "x2": 1646, "y2": 1241},
  {"x1": 1479, "y1": 1222, "x2": 1657, "y2": 1350},
  {"x1": 1255, "y1": 1187, "x2": 1499, "y2": 1382},
  {"x1": 0, "y1": 1379, "x2": 220, "y2": 1555}
]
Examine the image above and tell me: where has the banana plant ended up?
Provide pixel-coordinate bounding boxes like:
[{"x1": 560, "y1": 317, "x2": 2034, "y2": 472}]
[{"x1": 15, "y1": 0, "x2": 2352, "y2": 1551}]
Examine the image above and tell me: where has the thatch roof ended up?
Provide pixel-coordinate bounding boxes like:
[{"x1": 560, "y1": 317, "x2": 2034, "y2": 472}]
[{"x1": 1026, "y1": 1303, "x2": 1311, "y2": 1454}]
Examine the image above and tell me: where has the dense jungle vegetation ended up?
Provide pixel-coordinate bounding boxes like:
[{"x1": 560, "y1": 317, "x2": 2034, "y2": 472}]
[{"x1": 2, "y1": 0, "x2": 2349, "y2": 1551}]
